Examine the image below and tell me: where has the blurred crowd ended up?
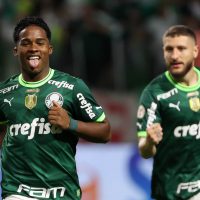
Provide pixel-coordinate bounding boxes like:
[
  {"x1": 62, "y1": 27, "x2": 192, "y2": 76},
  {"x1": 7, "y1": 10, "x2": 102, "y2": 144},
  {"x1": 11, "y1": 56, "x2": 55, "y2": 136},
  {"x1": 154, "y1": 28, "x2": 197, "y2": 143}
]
[{"x1": 0, "y1": 0, "x2": 200, "y2": 91}]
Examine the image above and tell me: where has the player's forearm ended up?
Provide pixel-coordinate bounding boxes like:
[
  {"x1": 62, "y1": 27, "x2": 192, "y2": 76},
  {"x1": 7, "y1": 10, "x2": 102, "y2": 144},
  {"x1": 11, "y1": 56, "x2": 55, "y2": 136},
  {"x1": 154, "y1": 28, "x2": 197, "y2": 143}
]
[
  {"x1": 75, "y1": 118, "x2": 111, "y2": 143},
  {"x1": 138, "y1": 137, "x2": 157, "y2": 159}
]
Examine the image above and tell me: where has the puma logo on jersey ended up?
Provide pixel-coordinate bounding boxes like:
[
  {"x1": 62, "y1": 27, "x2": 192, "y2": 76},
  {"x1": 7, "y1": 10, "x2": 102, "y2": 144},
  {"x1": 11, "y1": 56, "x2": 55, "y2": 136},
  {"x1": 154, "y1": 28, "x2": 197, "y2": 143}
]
[
  {"x1": 4, "y1": 97, "x2": 14, "y2": 106},
  {"x1": 96, "y1": 106, "x2": 102, "y2": 110},
  {"x1": 169, "y1": 101, "x2": 180, "y2": 111}
]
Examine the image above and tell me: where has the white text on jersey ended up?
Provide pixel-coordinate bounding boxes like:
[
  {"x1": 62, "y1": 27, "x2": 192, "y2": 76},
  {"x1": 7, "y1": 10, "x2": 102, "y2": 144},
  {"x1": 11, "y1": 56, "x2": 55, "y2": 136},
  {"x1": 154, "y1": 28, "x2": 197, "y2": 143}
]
[
  {"x1": 174, "y1": 123, "x2": 200, "y2": 139},
  {"x1": 17, "y1": 184, "x2": 65, "y2": 198},
  {"x1": 48, "y1": 80, "x2": 74, "y2": 90},
  {"x1": 0, "y1": 84, "x2": 18, "y2": 94},
  {"x1": 157, "y1": 88, "x2": 178, "y2": 100},
  {"x1": 77, "y1": 93, "x2": 96, "y2": 119},
  {"x1": 147, "y1": 102, "x2": 157, "y2": 127},
  {"x1": 177, "y1": 180, "x2": 200, "y2": 194},
  {"x1": 10, "y1": 118, "x2": 62, "y2": 140}
]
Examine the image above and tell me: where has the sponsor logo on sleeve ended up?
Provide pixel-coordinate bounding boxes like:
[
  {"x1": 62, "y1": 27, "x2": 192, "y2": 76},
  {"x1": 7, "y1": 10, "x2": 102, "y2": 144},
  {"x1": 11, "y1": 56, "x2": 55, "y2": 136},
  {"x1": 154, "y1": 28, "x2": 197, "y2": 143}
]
[
  {"x1": 147, "y1": 102, "x2": 157, "y2": 127},
  {"x1": 77, "y1": 93, "x2": 96, "y2": 119}
]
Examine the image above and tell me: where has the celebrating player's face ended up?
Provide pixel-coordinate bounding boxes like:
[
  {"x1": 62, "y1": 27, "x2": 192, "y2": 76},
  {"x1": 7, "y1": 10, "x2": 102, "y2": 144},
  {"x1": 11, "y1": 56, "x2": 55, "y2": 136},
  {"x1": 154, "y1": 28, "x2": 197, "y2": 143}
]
[
  {"x1": 163, "y1": 35, "x2": 198, "y2": 79},
  {"x1": 13, "y1": 25, "x2": 53, "y2": 80}
]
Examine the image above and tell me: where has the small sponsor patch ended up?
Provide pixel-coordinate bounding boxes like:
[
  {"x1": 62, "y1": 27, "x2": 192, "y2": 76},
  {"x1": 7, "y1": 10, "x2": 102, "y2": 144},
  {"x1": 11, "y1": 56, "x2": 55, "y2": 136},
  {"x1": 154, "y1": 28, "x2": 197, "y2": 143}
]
[
  {"x1": 137, "y1": 105, "x2": 145, "y2": 119},
  {"x1": 26, "y1": 88, "x2": 40, "y2": 93},
  {"x1": 25, "y1": 94, "x2": 37, "y2": 109},
  {"x1": 189, "y1": 97, "x2": 200, "y2": 112}
]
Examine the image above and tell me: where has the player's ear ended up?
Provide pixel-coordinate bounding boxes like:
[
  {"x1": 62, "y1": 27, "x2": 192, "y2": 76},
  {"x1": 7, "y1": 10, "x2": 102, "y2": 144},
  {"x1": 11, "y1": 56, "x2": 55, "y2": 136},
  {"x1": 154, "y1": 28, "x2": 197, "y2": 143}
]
[
  {"x1": 13, "y1": 46, "x2": 18, "y2": 56},
  {"x1": 194, "y1": 44, "x2": 199, "y2": 59},
  {"x1": 49, "y1": 45, "x2": 53, "y2": 55}
]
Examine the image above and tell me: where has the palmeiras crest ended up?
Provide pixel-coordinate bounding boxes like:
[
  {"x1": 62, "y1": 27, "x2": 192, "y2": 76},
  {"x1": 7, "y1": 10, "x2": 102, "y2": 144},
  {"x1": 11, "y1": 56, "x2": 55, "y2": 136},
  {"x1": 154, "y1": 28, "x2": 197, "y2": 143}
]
[
  {"x1": 25, "y1": 94, "x2": 37, "y2": 109},
  {"x1": 45, "y1": 92, "x2": 64, "y2": 108}
]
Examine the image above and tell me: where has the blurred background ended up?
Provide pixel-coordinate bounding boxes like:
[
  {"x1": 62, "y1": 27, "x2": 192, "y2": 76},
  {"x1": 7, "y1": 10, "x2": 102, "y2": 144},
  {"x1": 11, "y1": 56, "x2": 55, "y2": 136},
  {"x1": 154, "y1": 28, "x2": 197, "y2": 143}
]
[{"x1": 0, "y1": 0, "x2": 200, "y2": 199}]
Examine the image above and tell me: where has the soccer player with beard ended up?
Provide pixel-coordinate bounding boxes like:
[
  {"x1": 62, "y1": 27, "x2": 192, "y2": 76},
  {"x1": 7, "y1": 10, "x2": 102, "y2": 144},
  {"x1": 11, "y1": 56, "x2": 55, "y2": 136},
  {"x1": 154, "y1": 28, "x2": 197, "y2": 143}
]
[
  {"x1": 137, "y1": 25, "x2": 200, "y2": 200},
  {"x1": 0, "y1": 16, "x2": 111, "y2": 200}
]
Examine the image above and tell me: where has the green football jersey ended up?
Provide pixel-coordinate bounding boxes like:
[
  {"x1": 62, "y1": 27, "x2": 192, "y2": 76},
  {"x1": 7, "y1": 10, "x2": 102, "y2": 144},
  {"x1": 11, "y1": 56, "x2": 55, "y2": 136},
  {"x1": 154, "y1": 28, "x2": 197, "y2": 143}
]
[
  {"x1": 0, "y1": 68, "x2": 105, "y2": 200},
  {"x1": 137, "y1": 67, "x2": 200, "y2": 200}
]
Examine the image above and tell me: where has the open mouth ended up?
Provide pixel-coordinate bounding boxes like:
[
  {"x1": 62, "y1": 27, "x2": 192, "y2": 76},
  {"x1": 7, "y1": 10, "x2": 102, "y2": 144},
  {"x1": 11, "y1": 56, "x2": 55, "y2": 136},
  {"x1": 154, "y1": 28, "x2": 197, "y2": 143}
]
[{"x1": 27, "y1": 56, "x2": 40, "y2": 68}]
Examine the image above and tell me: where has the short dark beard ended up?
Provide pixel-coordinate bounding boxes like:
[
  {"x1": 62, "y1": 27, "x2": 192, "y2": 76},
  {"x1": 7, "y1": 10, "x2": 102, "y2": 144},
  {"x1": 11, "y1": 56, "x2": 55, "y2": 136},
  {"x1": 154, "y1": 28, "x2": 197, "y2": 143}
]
[{"x1": 169, "y1": 61, "x2": 193, "y2": 81}]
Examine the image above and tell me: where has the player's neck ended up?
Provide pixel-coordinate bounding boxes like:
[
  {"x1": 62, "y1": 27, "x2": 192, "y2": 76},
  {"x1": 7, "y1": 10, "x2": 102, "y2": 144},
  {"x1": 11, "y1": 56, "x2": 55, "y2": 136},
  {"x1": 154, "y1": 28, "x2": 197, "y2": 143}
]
[
  {"x1": 173, "y1": 67, "x2": 198, "y2": 86},
  {"x1": 22, "y1": 68, "x2": 51, "y2": 82}
]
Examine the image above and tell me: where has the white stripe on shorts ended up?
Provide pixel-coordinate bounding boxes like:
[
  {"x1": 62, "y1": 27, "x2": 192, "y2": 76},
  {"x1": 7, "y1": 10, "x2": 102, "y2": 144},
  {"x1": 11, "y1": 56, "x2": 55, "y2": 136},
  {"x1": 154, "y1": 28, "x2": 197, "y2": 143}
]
[{"x1": 3, "y1": 195, "x2": 39, "y2": 200}]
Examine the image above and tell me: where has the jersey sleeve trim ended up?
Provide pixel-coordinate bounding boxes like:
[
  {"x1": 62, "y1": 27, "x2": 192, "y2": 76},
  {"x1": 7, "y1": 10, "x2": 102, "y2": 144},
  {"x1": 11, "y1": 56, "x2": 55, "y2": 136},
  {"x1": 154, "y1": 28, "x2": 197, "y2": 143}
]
[
  {"x1": 137, "y1": 131, "x2": 147, "y2": 137},
  {"x1": 96, "y1": 113, "x2": 105, "y2": 122}
]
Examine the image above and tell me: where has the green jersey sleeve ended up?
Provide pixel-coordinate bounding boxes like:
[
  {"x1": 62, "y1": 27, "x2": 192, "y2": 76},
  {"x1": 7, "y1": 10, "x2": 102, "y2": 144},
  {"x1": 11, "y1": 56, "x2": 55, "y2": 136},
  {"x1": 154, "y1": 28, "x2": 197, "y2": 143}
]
[
  {"x1": 136, "y1": 82, "x2": 162, "y2": 137},
  {"x1": 72, "y1": 78, "x2": 105, "y2": 122}
]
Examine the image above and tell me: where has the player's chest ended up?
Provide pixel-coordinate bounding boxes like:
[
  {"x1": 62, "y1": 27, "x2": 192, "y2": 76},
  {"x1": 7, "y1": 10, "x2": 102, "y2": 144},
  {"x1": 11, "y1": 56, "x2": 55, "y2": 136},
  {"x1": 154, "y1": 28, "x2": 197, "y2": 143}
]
[
  {"x1": 1, "y1": 86, "x2": 73, "y2": 116},
  {"x1": 160, "y1": 90, "x2": 200, "y2": 120}
]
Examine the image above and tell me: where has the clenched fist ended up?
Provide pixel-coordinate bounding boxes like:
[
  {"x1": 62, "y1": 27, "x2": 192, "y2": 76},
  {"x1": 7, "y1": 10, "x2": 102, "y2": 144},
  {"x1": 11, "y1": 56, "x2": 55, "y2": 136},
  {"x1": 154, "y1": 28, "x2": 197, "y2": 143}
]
[{"x1": 146, "y1": 123, "x2": 163, "y2": 145}]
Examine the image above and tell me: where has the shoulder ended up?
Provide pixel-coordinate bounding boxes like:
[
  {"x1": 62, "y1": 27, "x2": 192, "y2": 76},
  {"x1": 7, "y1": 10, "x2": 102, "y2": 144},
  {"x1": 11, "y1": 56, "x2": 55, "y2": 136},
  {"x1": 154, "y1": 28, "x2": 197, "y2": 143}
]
[
  {"x1": 142, "y1": 72, "x2": 168, "y2": 93},
  {"x1": 53, "y1": 69, "x2": 90, "y2": 89},
  {"x1": 140, "y1": 71, "x2": 175, "y2": 102},
  {"x1": 0, "y1": 74, "x2": 19, "y2": 91},
  {"x1": 53, "y1": 69, "x2": 84, "y2": 84}
]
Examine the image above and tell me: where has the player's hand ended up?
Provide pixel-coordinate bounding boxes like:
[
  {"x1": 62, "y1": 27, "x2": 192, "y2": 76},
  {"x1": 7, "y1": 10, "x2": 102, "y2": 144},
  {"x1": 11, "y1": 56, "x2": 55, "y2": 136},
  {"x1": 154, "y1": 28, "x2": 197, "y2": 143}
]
[
  {"x1": 48, "y1": 101, "x2": 70, "y2": 130},
  {"x1": 146, "y1": 123, "x2": 163, "y2": 145}
]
